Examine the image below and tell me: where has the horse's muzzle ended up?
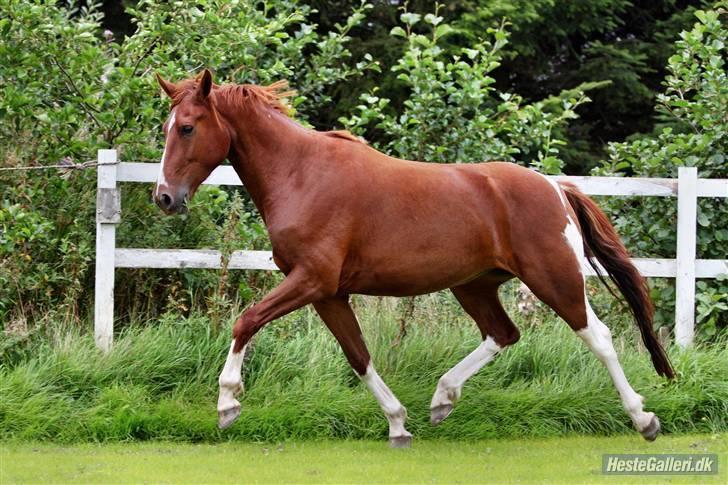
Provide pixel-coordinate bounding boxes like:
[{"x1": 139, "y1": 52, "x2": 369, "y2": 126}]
[{"x1": 154, "y1": 189, "x2": 188, "y2": 215}]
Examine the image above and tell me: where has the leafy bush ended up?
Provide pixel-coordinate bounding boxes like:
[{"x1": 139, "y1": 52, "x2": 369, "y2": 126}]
[
  {"x1": 340, "y1": 6, "x2": 600, "y2": 174},
  {"x1": 0, "y1": 0, "x2": 372, "y2": 324},
  {"x1": 595, "y1": 8, "x2": 727, "y2": 339},
  {"x1": 0, "y1": 1, "x2": 724, "y2": 346}
]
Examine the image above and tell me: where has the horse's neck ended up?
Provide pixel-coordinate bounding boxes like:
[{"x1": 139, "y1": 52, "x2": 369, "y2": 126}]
[{"x1": 222, "y1": 103, "x2": 314, "y2": 220}]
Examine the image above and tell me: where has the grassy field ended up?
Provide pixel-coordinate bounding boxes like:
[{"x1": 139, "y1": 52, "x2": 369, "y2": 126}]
[
  {"x1": 2, "y1": 294, "x2": 727, "y2": 483},
  {"x1": 1, "y1": 295, "x2": 727, "y2": 442},
  {"x1": 2, "y1": 435, "x2": 726, "y2": 484}
]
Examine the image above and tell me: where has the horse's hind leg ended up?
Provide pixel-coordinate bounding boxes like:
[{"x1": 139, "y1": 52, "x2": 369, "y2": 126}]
[
  {"x1": 313, "y1": 296, "x2": 412, "y2": 448},
  {"x1": 431, "y1": 277, "x2": 520, "y2": 426},
  {"x1": 517, "y1": 239, "x2": 660, "y2": 440}
]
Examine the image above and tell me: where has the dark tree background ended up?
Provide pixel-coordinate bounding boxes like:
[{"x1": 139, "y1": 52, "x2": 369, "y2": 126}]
[{"x1": 96, "y1": 0, "x2": 704, "y2": 174}]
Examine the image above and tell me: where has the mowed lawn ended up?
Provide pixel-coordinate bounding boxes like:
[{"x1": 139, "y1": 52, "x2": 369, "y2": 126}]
[{"x1": 2, "y1": 434, "x2": 726, "y2": 484}]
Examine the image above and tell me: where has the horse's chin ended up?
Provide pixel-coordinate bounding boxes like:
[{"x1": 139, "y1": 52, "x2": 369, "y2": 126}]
[{"x1": 158, "y1": 205, "x2": 186, "y2": 216}]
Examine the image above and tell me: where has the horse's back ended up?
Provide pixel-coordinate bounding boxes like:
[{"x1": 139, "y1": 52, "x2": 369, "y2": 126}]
[{"x1": 338, "y1": 160, "x2": 563, "y2": 295}]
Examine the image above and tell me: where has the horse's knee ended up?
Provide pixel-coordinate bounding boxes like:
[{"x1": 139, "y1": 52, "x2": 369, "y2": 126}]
[{"x1": 232, "y1": 310, "x2": 260, "y2": 351}]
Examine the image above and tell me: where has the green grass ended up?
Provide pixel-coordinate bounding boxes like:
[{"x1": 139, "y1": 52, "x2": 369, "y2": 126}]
[
  {"x1": 1, "y1": 293, "x2": 726, "y2": 442},
  {"x1": 2, "y1": 435, "x2": 726, "y2": 483}
]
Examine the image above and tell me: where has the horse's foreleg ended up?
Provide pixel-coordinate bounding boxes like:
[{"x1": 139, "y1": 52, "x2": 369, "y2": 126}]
[
  {"x1": 217, "y1": 341, "x2": 246, "y2": 429},
  {"x1": 217, "y1": 268, "x2": 330, "y2": 429},
  {"x1": 431, "y1": 280, "x2": 519, "y2": 426},
  {"x1": 313, "y1": 297, "x2": 412, "y2": 448}
]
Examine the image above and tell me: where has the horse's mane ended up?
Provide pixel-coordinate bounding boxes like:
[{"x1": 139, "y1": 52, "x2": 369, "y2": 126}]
[
  {"x1": 323, "y1": 130, "x2": 367, "y2": 144},
  {"x1": 217, "y1": 80, "x2": 295, "y2": 117},
  {"x1": 172, "y1": 73, "x2": 364, "y2": 144}
]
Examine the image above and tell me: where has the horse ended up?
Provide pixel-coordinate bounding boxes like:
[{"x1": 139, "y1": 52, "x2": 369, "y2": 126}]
[{"x1": 152, "y1": 69, "x2": 674, "y2": 448}]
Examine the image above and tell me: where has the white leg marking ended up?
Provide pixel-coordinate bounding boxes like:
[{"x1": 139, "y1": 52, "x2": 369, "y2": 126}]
[
  {"x1": 578, "y1": 308, "x2": 654, "y2": 431},
  {"x1": 217, "y1": 340, "x2": 246, "y2": 412},
  {"x1": 540, "y1": 173, "x2": 655, "y2": 432},
  {"x1": 360, "y1": 363, "x2": 411, "y2": 439},
  {"x1": 517, "y1": 282, "x2": 538, "y2": 315},
  {"x1": 155, "y1": 109, "x2": 176, "y2": 197},
  {"x1": 431, "y1": 336, "x2": 502, "y2": 409}
]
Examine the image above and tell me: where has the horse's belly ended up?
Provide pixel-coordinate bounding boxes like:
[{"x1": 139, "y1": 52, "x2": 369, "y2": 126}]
[{"x1": 340, "y1": 241, "x2": 496, "y2": 296}]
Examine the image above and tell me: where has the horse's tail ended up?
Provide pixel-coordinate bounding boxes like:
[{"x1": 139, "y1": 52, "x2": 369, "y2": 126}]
[{"x1": 560, "y1": 182, "x2": 675, "y2": 379}]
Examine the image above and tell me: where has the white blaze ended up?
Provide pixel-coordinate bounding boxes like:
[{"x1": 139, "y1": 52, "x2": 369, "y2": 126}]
[{"x1": 155, "y1": 109, "x2": 176, "y2": 197}]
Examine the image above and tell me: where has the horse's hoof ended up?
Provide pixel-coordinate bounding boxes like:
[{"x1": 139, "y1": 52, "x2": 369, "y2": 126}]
[
  {"x1": 217, "y1": 404, "x2": 241, "y2": 430},
  {"x1": 430, "y1": 403, "x2": 453, "y2": 426},
  {"x1": 389, "y1": 434, "x2": 412, "y2": 448},
  {"x1": 640, "y1": 415, "x2": 660, "y2": 441}
]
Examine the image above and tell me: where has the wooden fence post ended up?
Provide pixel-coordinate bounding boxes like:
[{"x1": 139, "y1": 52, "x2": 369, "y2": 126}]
[
  {"x1": 94, "y1": 149, "x2": 120, "y2": 352},
  {"x1": 675, "y1": 166, "x2": 698, "y2": 348}
]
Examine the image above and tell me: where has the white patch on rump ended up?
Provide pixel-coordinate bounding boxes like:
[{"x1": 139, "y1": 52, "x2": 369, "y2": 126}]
[
  {"x1": 541, "y1": 173, "x2": 568, "y2": 207},
  {"x1": 155, "y1": 109, "x2": 176, "y2": 197},
  {"x1": 539, "y1": 173, "x2": 584, "y2": 270},
  {"x1": 563, "y1": 219, "x2": 584, "y2": 262}
]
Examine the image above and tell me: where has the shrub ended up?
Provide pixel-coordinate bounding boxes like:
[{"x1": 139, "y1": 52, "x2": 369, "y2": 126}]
[
  {"x1": 0, "y1": 0, "x2": 373, "y2": 324},
  {"x1": 595, "y1": 8, "x2": 727, "y2": 339},
  {"x1": 339, "y1": 5, "x2": 604, "y2": 174}
]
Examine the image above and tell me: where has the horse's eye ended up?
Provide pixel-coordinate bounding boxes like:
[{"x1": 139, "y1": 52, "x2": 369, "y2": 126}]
[{"x1": 181, "y1": 125, "x2": 194, "y2": 136}]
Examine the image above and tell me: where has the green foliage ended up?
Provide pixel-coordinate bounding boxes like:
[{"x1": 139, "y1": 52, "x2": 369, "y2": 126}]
[
  {"x1": 0, "y1": 0, "x2": 371, "y2": 324},
  {"x1": 340, "y1": 7, "x2": 592, "y2": 173},
  {"x1": 0, "y1": 181, "x2": 95, "y2": 324},
  {"x1": 455, "y1": 0, "x2": 706, "y2": 172},
  {"x1": 0, "y1": 0, "x2": 374, "y2": 159},
  {"x1": 1, "y1": 299, "x2": 726, "y2": 441},
  {"x1": 0, "y1": 1, "x2": 724, "y2": 346},
  {"x1": 595, "y1": 8, "x2": 727, "y2": 337}
]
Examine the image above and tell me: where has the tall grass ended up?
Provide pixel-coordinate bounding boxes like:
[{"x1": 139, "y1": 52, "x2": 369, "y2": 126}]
[{"x1": 1, "y1": 292, "x2": 726, "y2": 442}]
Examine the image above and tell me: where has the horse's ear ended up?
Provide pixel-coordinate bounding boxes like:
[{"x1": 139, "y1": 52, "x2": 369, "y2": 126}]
[
  {"x1": 156, "y1": 73, "x2": 176, "y2": 98},
  {"x1": 197, "y1": 69, "x2": 213, "y2": 100}
]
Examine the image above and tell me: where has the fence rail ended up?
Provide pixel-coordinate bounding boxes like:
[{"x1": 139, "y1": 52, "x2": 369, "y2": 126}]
[{"x1": 95, "y1": 149, "x2": 728, "y2": 351}]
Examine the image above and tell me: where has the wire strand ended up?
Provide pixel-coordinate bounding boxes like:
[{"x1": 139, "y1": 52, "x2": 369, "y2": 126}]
[{"x1": 0, "y1": 160, "x2": 106, "y2": 172}]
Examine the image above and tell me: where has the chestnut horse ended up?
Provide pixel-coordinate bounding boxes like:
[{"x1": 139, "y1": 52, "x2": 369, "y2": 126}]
[{"x1": 153, "y1": 70, "x2": 674, "y2": 447}]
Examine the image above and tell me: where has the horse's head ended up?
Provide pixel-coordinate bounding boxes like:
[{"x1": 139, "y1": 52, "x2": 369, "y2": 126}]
[{"x1": 153, "y1": 69, "x2": 231, "y2": 214}]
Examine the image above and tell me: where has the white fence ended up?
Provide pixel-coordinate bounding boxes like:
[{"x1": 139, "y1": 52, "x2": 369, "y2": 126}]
[{"x1": 94, "y1": 149, "x2": 728, "y2": 351}]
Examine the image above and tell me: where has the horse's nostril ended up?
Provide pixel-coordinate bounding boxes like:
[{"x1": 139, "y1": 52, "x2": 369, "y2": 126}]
[{"x1": 160, "y1": 193, "x2": 172, "y2": 209}]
